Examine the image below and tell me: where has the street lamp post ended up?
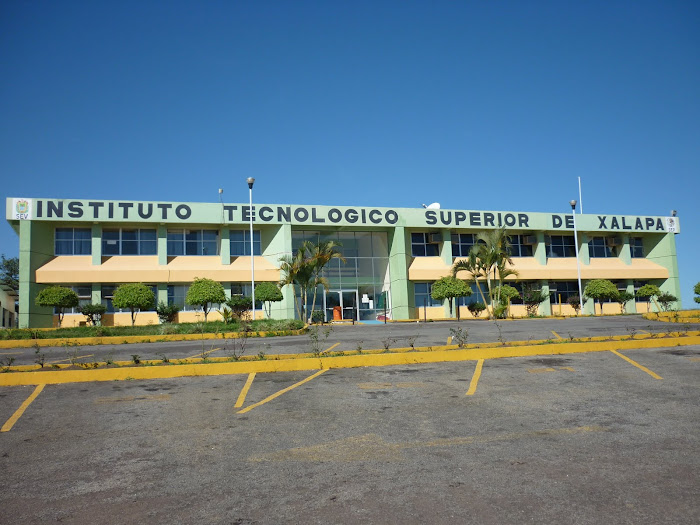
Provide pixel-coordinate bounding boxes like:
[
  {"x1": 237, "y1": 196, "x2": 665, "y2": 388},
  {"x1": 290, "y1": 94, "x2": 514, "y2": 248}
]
[
  {"x1": 247, "y1": 177, "x2": 256, "y2": 321},
  {"x1": 570, "y1": 200, "x2": 584, "y2": 314}
]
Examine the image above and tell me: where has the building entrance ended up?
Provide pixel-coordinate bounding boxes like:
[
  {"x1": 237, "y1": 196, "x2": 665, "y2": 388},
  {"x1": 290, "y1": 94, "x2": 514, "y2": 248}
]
[{"x1": 324, "y1": 289, "x2": 358, "y2": 322}]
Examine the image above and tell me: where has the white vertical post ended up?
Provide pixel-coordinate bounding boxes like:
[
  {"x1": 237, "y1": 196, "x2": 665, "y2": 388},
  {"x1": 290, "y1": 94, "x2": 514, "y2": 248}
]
[
  {"x1": 247, "y1": 178, "x2": 256, "y2": 321},
  {"x1": 570, "y1": 200, "x2": 584, "y2": 314}
]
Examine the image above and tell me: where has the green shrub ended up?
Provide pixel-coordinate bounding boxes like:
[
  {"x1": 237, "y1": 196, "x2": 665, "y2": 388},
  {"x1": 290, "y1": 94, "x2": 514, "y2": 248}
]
[
  {"x1": 156, "y1": 301, "x2": 180, "y2": 323},
  {"x1": 657, "y1": 293, "x2": 678, "y2": 312},
  {"x1": 35, "y1": 286, "x2": 79, "y2": 327},
  {"x1": 467, "y1": 302, "x2": 486, "y2": 317},
  {"x1": 112, "y1": 283, "x2": 155, "y2": 326},
  {"x1": 185, "y1": 278, "x2": 226, "y2": 322},
  {"x1": 79, "y1": 303, "x2": 107, "y2": 325},
  {"x1": 227, "y1": 296, "x2": 253, "y2": 320},
  {"x1": 311, "y1": 310, "x2": 324, "y2": 323}
]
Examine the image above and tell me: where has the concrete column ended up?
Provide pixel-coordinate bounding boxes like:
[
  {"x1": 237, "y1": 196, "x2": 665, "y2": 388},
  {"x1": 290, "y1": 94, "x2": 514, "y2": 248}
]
[
  {"x1": 620, "y1": 234, "x2": 631, "y2": 265},
  {"x1": 220, "y1": 227, "x2": 230, "y2": 264},
  {"x1": 18, "y1": 221, "x2": 54, "y2": 328},
  {"x1": 534, "y1": 232, "x2": 547, "y2": 266},
  {"x1": 91, "y1": 224, "x2": 102, "y2": 265},
  {"x1": 157, "y1": 225, "x2": 168, "y2": 266},
  {"x1": 264, "y1": 224, "x2": 295, "y2": 319},
  {"x1": 389, "y1": 226, "x2": 412, "y2": 320},
  {"x1": 539, "y1": 280, "x2": 551, "y2": 316}
]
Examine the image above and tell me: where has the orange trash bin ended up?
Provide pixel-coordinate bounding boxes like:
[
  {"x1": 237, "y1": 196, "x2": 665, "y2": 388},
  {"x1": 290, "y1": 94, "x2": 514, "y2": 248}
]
[{"x1": 333, "y1": 306, "x2": 342, "y2": 320}]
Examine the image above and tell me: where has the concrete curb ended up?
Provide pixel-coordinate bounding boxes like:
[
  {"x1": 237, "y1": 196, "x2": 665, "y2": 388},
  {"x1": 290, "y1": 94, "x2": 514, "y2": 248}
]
[{"x1": 1, "y1": 334, "x2": 698, "y2": 387}]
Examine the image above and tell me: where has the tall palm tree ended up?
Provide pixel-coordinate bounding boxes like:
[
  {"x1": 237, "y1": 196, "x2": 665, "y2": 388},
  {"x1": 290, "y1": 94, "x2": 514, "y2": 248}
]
[
  {"x1": 278, "y1": 245, "x2": 314, "y2": 321},
  {"x1": 306, "y1": 240, "x2": 345, "y2": 321},
  {"x1": 452, "y1": 251, "x2": 489, "y2": 311}
]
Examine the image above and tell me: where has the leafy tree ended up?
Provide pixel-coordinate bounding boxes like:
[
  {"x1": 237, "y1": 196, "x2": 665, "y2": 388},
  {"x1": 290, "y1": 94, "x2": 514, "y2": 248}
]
[
  {"x1": 112, "y1": 283, "x2": 155, "y2": 326},
  {"x1": 185, "y1": 278, "x2": 226, "y2": 322},
  {"x1": 584, "y1": 279, "x2": 619, "y2": 315},
  {"x1": 79, "y1": 303, "x2": 106, "y2": 325},
  {"x1": 35, "y1": 286, "x2": 79, "y2": 327},
  {"x1": 614, "y1": 291, "x2": 635, "y2": 314},
  {"x1": 255, "y1": 281, "x2": 283, "y2": 318},
  {"x1": 657, "y1": 293, "x2": 678, "y2": 312},
  {"x1": 1, "y1": 255, "x2": 19, "y2": 291},
  {"x1": 694, "y1": 282, "x2": 700, "y2": 304},
  {"x1": 522, "y1": 283, "x2": 547, "y2": 317},
  {"x1": 567, "y1": 295, "x2": 581, "y2": 316},
  {"x1": 226, "y1": 295, "x2": 253, "y2": 320},
  {"x1": 156, "y1": 301, "x2": 180, "y2": 323},
  {"x1": 431, "y1": 276, "x2": 472, "y2": 319},
  {"x1": 636, "y1": 284, "x2": 662, "y2": 313}
]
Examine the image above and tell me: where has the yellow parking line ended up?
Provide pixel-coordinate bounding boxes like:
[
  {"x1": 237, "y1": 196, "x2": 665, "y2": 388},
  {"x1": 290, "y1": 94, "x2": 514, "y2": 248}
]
[
  {"x1": 466, "y1": 359, "x2": 484, "y2": 396},
  {"x1": 551, "y1": 331, "x2": 563, "y2": 339},
  {"x1": 610, "y1": 350, "x2": 662, "y2": 380},
  {"x1": 237, "y1": 370, "x2": 327, "y2": 414},
  {"x1": 320, "y1": 342, "x2": 340, "y2": 355},
  {"x1": 47, "y1": 354, "x2": 93, "y2": 364},
  {"x1": 186, "y1": 347, "x2": 222, "y2": 360},
  {"x1": 1, "y1": 384, "x2": 45, "y2": 432},
  {"x1": 234, "y1": 373, "x2": 256, "y2": 408},
  {"x1": 447, "y1": 336, "x2": 452, "y2": 345},
  {"x1": 0, "y1": 352, "x2": 21, "y2": 355},
  {"x1": 689, "y1": 357, "x2": 700, "y2": 362}
]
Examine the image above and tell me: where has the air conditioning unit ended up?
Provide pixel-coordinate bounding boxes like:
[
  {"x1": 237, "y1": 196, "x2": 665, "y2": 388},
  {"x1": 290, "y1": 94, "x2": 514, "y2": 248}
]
[
  {"x1": 429, "y1": 233, "x2": 442, "y2": 244},
  {"x1": 523, "y1": 235, "x2": 537, "y2": 245},
  {"x1": 607, "y1": 237, "x2": 623, "y2": 246}
]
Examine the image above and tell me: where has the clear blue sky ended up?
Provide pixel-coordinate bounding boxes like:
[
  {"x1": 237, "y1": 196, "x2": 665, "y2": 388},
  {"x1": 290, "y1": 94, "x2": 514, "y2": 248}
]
[{"x1": 2, "y1": 1, "x2": 698, "y2": 305}]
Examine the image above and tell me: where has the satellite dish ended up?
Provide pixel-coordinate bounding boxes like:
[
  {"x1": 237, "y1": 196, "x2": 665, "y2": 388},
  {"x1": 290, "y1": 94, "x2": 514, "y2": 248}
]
[{"x1": 426, "y1": 202, "x2": 441, "y2": 209}]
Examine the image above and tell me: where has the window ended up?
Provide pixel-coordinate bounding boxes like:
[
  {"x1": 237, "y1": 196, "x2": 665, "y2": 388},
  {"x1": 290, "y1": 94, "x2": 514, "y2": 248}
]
[
  {"x1": 546, "y1": 235, "x2": 576, "y2": 258},
  {"x1": 452, "y1": 233, "x2": 475, "y2": 257},
  {"x1": 167, "y1": 229, "x2": 218, "y2": 256},
  {"x1": 230, "y1": 230, "x2": 261, "y2": 256},
  {"x1": 549, "y1": 281, "x2": 579, "y2": 304},
  {"x1": 630, "y1": 237, "x2": 644, "y2": 258},
  {"x1": 414, "y1": 282, "x2": 441, "y2": 307},
  {"x1": 55, "y1": 228, "x2": 91, "y2": 255},
  {"x1": 411, "y1": 233, "x2": 439, "y2": 257},
  {"x1": 588, "y1": 237, "x2": 616, "y2": 258},
  {"x1": 509, "y1": 235, "x2": 534, "y2": 257},
  {"x1": 102, "y1": 229, "x2": 157, "y2": 255}
]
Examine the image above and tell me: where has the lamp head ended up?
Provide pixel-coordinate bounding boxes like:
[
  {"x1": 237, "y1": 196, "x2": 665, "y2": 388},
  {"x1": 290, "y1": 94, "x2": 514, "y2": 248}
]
[
  {"x1": 247, "y1": 177, "x2": 255, "y2": 189},
  {"x1": 671, "y1": 210, "x2": 677, "y2": 217},
  {"x1": 569, "y1": 199, "x2": 577, "y2": 210}
]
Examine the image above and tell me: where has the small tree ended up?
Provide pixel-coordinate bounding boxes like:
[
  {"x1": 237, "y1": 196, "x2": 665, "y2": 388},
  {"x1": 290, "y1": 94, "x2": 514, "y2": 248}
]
[
  {"x1": 614, "y1": 291, "x2": 635, "y2": 314},
  {"x1": 657, "y1": 293, "x2": 678, "y2": 312},
  {"x1": 567, "y1": 295, "x2": 581, "y2": 316},
  {"x1": 112, "y1": 283, "x2": 155, "y2": 326},
  {"x1": 694, "y1": 282, "x2": 700, "y2": 304},
  {"x1": 1, "y1": 255, "x2": 19, "y2": 291},
  {"x1": 156, "y1": 301, "x2": 180, "y2": 323},
  {"x1": 79, "y1": 303, "x2": 107, "y2": 325},
  {"x1": 431, "y1": 276, "x2": 472, "y2": 320},
  {"x1": 584, "y1": 279, "x2": 619, "y2": 315},
  {"x1": 636, "y1": 284, "x2": 662, "y2": 313},
  {"x1": 522, "y1": 283, "x2": 547, "y2": 317},
  {"x1": 35, "y1": 286, "x2": 79, "y2": 327},
  {"x1": 255, "y1": 281, "x2": 283, "y2": 318},
  {"x1": 227, "y1": 295, "x2": 252, "y2": 320},
  {"x1": 493, "y1": 284, "x2": 520, "y2": 318},
  {"x1": 467, "y1": 302, "x2": 486, "y2": 318},
  {"x1": 185, "y1": 278, "x2": 226, "y2": 322}
]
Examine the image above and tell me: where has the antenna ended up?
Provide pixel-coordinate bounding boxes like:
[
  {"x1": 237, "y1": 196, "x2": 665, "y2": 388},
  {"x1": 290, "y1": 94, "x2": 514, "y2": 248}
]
[{"x1": 578, "y1": 177, "x2": 583, "y2": 214}]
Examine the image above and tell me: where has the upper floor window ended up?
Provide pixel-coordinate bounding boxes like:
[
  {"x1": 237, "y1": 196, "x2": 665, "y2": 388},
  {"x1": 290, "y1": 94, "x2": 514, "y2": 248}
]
[
  {"x1": 167, "y1": 229, "x2": 218, "y2": 256},
  {"x1": 509, "y1": 235, "x2": 534, "y2": 257},
  {"x1": 55, "y1": 228, "x2": 91, "y2": 255},
  {"x1": 452, "y1": 233, "x2": 475, "y2": 257},
  {"x1": 230, "y1": 230, "x2": 261, "y2": 256},
  {"x1": 102, "y1": 229, "x2": 157, "y2": 256},
  {"x1": 630, "y1": 237, "x2": 644, "y2": 258},
  {"x1": 588, "y1": 236, "x2": 616, "y2": 258},
  {"x1": 411, "y1": 232, "x2": 439, "y2": 257},
  {"x1": 546, "y1": 235, "x2": 575, "y2": 258}
]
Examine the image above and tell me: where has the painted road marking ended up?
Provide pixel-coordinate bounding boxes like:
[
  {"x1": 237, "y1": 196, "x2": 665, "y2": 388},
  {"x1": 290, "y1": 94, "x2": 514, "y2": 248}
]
[
  {"x1": 234, "y1": 373, "x2": 256, "y2": 408},
  {"x1": 248, "y1": 425, "x2": 606, "y2": 462},
  {"x1": 688, "y1": 357, "x2": 700, "y2": 362},
  {"x1": 1, "y1": 384, "x2": 45, "y2": 432},
  {"x1": 0, "y1": 352, "x2": 21, "y2": 355},
  {"x1": 447, "y1": 336, "x2": 452, "y2": 345},
  {"x1": 320, "y1": 342, "x2": 340, "y2": 355},
  {"x1": 186, "y1": 347, "x2": 223, "y2": 360},
  {"x1": 610, "y1": 350, "x2": 662, "y2": 380},
  {"x1": 527, "y1": 366, "x2": 575, "y2": 374},
  {"x1": 47, "y1": 354, "x2": 94, "y2": 365},
  {"x1": 551, "y1": 331, "x2": 563, "y2": 339},
  {"x1": 94, "y1": 394, "x2": 171, "y2": 404},
  {"x1": 466, "y1": 359, "x2": 484, "y2": 396},
  {"x1": 237, "y1": 370, "x2": 328, "y2": 414}
]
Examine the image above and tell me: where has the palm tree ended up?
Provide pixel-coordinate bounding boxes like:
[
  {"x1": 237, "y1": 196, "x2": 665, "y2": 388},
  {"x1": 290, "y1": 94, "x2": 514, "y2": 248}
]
[
  {"x1": 278, "y1": 245, "x2": 314, "y2": 321},
  {"x1": 306, "y1": 240, "x2": 345, "y2": 321},
  {"x1": 452, "y1": 252, "x2": 489, "y2": 311}
]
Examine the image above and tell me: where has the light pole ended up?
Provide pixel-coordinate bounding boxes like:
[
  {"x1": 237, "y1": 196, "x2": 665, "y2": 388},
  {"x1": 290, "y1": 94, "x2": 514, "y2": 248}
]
[
  {"x1": 570, "y1": 200, "x2": 584, "y2": 314},
  {"x1": 247, "y1": 177, "x2": 255, "y2": 321}
]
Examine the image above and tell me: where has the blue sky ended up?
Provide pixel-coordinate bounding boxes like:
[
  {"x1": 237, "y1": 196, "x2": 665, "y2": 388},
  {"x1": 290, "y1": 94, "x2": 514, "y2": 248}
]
[{"x1": 2, "y1": 1, "x2": 698, "y2": 305}]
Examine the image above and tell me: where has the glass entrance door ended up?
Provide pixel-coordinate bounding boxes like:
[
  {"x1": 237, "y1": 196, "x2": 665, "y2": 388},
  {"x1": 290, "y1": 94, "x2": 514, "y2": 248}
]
[{"x1": 324, "y1": 290, "x2": 358, "y2": 322}]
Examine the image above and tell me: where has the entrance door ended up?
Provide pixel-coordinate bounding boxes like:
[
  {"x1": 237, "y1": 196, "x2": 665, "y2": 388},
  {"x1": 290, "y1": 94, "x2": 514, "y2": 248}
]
[{"x1": 324, "y1": 290, "x2": 358, "y2": 322}]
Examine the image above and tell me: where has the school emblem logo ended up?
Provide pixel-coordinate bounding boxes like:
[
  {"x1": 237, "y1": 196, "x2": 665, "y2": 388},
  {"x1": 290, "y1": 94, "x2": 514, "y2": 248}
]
[
  {"x1": 16, "y1": 200, "x2": 29, "y2": 214},
  {"x1": 12, "y1": 198, "x2": 31, "y2": 220}
]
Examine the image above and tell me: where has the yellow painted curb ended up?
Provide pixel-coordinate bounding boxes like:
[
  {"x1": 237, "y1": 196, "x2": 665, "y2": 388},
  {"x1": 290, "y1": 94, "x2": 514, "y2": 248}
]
[
  {"x1": 0, "y1": 327, "x2": 307, "y2": 349},
  {"x1": 1, "y1": 335, "x2": 698, "y2": 387}
]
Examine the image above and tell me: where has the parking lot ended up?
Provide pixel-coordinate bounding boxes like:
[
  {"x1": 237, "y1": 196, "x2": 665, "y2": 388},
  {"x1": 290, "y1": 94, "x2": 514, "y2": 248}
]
[{"x1": 1, "y1": 324, "x2": 699, "y2": 523}]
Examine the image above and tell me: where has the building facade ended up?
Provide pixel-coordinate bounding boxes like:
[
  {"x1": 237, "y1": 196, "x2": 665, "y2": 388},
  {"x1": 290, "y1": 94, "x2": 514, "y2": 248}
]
[{"x1": 6, "y1": 197, "x2": 681, "y2": 328}]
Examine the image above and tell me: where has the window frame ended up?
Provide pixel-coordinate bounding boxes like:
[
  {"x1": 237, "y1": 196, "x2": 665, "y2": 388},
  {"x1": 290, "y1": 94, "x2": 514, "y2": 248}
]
[
  {"x1": 102, "y1": 228, "x2": 157, "y2": 256},
  {"x1": 55, "y1": 228, "x2": 92, "y2": 256}
]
